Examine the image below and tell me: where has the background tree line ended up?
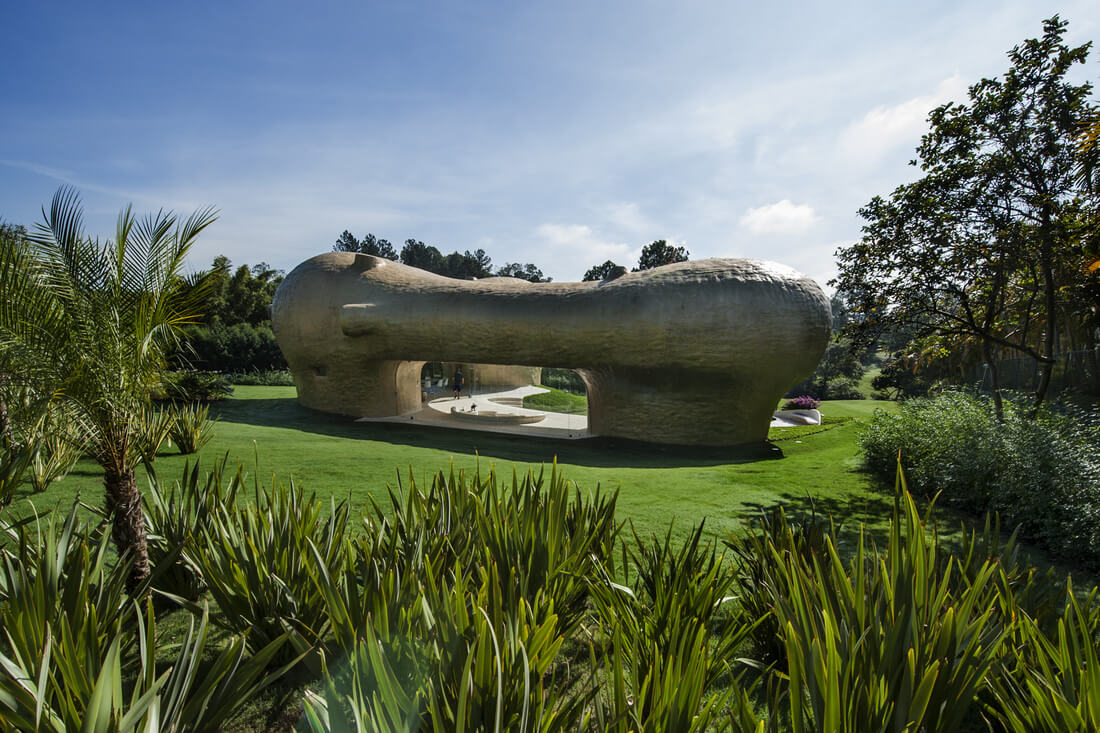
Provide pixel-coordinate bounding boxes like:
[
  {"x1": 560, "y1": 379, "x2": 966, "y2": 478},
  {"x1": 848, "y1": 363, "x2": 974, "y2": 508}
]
[
  {"x1": 582, "y1": 239, "x2": 689, "y2": 280},
  {"x1": 174, "y1": 233, "x2": 697, "y2": 375},
  {"x1": 336, "y1": 231, "x2": 695, "y2": 284},
  {"x1": 175, "y1": 255, "x2": 287, "y2": 374},
  {"x1": 334, "y1": 230, "x2": 549, "y2": 282}
]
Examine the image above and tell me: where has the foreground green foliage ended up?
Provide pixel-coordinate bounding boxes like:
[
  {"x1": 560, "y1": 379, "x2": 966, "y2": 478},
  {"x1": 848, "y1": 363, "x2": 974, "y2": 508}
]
[
  {"x1": 990, "y1": 587, "x2": 1100, "y2": 732},
  {"x1": 6, "y1": 452, "x2": 1099, "y2": 731},
  {"x1": 778, "y1": 481, "x2": 1007, "y2": 731},
  {"x1": 0, "y1": 506, "x2": 292, "y2": 731},
  {"x1": 191, "y1": 470, "x2": 350, "y2": 666},
  {"x1": 0, "y1": 442, "x2": 33, "y2": 512}
]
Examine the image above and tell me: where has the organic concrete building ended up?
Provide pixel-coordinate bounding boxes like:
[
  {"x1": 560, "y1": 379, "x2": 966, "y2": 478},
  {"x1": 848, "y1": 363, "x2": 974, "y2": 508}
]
[{"x1": 271, "y1": 252, "x2": 830, "y2": 445}]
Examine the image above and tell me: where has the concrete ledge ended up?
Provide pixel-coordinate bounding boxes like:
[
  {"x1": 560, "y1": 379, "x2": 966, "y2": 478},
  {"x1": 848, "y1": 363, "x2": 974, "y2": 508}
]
[{"x1": 772, "y1": 408, "x2": 822, "y2": 426}]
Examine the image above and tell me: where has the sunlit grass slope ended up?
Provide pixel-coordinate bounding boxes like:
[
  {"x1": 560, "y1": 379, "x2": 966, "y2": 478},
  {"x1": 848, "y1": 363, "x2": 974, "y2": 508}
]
[{"x1": 10, "y1": 387, "x2": 897, "y2": 541}]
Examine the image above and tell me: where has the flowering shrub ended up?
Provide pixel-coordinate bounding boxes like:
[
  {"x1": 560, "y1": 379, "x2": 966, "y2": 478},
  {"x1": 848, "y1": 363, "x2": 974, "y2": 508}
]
[{"x1": 782, "y1": 395, "x2": 821, "y2": 410}]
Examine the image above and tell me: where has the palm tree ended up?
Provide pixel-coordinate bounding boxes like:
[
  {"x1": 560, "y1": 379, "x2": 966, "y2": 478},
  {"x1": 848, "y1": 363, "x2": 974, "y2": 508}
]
[{"x1": 0, "y1": 187, "x2": 215, "y2": 590}]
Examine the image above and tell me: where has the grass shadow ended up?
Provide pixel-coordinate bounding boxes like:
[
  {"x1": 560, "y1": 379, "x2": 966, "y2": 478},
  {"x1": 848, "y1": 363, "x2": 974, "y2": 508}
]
[
  {"x1": 734, "y1": 488, "x2": 896, "y2": 566},
  {"x1": 212, "y1": 396, "x2": 786, "y2": 469}
]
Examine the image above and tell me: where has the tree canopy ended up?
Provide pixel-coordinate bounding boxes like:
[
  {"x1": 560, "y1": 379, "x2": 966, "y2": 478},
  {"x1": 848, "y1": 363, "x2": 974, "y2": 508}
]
[
  {"x1": 582, "y1": 240, "x2": 689, "y2": 281},
  {"x1": 438, "y1": 248, "x2": 493, "y2": 279},
  {"x1": 496, "y1": 262, "x2": 550, "y2": 282},
  {"x1": 397, "y1": 240, "x2": 493, "y2": 279},
  {"x1": 179, "y1": 257, "x2": 286, "y2": 373},
  {"x1": 333, "y1": 231, "x2": 398, "y2": 260},
  {"x1": 582, "y1": 260, "x2": 622, "y2": 282},
  {"x1": 832, "y1": 16, "x2": 1099, "y2": 414},
  {"x1": 335, "y1": 230, "x2": 555, "y2": 281},
  {"x1": 635, "y1": 240, "x2": 689, "y2": 271}
]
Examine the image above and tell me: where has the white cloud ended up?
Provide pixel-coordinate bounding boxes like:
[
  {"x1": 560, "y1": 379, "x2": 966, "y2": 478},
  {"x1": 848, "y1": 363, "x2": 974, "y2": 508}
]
[
  {"x1": 839, "y1": 74, "x2": 967, "y2": 165},
  {"x1": 603, "y1": 202, "x2": 650, "y2": 233},
  {"x1": 535, "y1": 223, "x2": 635, "y2": 278},
  {"x1": 738, "y1": 200, "x2": 820, "y2": 235}
]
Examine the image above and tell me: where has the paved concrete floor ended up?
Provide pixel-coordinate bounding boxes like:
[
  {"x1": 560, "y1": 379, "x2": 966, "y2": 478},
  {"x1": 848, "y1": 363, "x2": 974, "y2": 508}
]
[
  {"x1": 355, "y1": 385, "x2": 591, "y2": 439},
  {"x1": 355, "y1": 385, "x2": 817, "y2": 439}
]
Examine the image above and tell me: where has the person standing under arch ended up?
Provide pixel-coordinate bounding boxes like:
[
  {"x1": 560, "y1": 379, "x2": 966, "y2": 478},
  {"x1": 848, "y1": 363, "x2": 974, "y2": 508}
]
[{"x1": 452, "y1": 367, "x2": 464, "y2": 399}]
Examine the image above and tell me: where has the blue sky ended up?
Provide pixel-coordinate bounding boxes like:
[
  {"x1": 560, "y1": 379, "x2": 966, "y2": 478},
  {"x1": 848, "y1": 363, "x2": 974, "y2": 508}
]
[{"x1": 2, "y1": 1, "x2": 1096, "y2": 286}]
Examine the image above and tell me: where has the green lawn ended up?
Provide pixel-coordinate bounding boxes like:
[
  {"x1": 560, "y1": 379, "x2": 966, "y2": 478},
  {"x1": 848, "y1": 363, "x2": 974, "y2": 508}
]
[
  {"x1": 858, "y1": 365, "x2": 882, "y2": 397},
  {"x1": 9, "y1": 387, "x2": 899, "y2": 542},
  {"x1": 522, "y1": 385, "x2": 589, "y2": 414},
  {"x1": 9, "y1": 386, "x2": 1092, "y2": 732}
]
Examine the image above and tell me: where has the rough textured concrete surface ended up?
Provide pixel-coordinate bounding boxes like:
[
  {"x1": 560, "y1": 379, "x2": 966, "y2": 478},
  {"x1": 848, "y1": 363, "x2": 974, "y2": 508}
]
[{"x1": 271, "y1": 252, "x2": 831, "y2": 445}]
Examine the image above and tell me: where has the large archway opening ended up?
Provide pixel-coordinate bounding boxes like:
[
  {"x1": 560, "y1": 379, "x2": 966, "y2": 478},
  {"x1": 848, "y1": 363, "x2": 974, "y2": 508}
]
[{"x1": 375, "y1": 361, "x2": 592, "y2": 438}]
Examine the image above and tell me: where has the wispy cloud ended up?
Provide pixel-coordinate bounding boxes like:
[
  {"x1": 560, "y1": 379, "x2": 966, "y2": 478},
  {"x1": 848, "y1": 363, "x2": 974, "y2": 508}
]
[
  {"x1": 739, "y1": 200, "x2": 820, "y2": 235},
  {"x1": 535, "y1": 223, "x2": 635, "y2": 278},
  {"x1": 0, "y1": 159, "x2": 160, "y2": 207},
  {"x1": 602, "y1": 202, "x2": 652, "y2": 234},
  {"x1": 3, "y1": 1, "x2": 1093, "y2": 291},
  {"x1": 838, "y1": 74, "x2": 967, "y2": 166}
]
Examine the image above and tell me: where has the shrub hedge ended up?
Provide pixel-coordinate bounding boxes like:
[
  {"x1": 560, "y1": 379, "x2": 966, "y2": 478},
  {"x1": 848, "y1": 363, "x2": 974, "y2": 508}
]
[{"x1": 860, "y1": 391, "x2": 1100, "y2": 566}]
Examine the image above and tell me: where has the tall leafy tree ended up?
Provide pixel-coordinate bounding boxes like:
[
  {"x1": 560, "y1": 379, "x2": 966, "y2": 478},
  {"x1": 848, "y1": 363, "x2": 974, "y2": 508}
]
[
  {"x1": 833, "y1": 16, "x2": 1097, "y2": 413},
  {"x1": 634, "y1": 239, "x2": 688, "y2": 271},
  {"x1": 179, "y1": 256, "x2": 286, "y2": 373},
  {"x1": 1078, "y1": 111, "x2": 1100, "y2": 193},
  {"x1": 0, "y1": 188, "x2": 215, "y2": 589},
  {"x1": 225, "y1": 262, "x2": 283, "y2": 326},
  {"x1": 1075, "y1": 114, "x2": 1100, "y2": 328},
  {"x1": 468, "y1": 248, "x2": 493, "y2": 277}
]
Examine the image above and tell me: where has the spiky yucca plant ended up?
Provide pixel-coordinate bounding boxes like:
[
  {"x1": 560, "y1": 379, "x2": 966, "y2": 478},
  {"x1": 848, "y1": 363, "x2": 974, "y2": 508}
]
[
  {"x1": 303, "y1": 559, "x2": 592, "y2": 733},
  {"x1": 0, "y1": 440, "x2": 33, "y2": 511},
  {"x1": 302, "y1": 463, "x2": 619, "y2": 730},
  {"x1": 133, "y1": 405, "x2": 175, "y2": 468},
  {"x1": 724, "y1": 505, "x2": 835, "y2": 665},
  {"x1": 168, "y1": 401, "x2": 217, "y2": 455},
  {"x1": 773, "y1": 468, "x2": 1011, "y2": 733},
  {"x1": 143, "y1": 455, "x2": 244, "y2": 601},
  {"x1": 0, "y1": 504, "x2": 293, "y2": 732},
  {"x1": 27, "y1": 406, "x2": 85, "y2": 492},
  {"x1": 986, "y1": 586, "x2": 1100, "y2": 732},
  {"x1": 474, "y1": 462, "x2": 620, "y2": 635},
  {"x1": 191, "y1": 473, "x2": 350, "y2": 666},
  {"x1": 589, "y1": 522, "x2": 762, "y2": 732}
]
